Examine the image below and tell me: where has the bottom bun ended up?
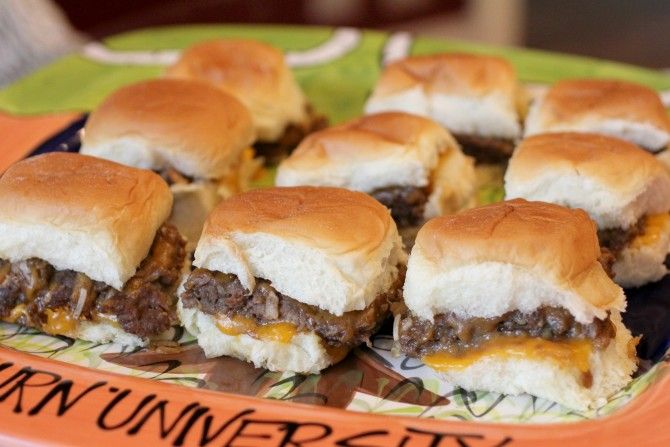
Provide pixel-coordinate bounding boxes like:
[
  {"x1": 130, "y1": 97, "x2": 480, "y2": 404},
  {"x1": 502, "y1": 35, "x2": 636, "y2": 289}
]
[
  {"x1": 76, "y1": 321, "x2": 169, "y2": 349},
  {"x1": 178, "y1": 302, "x2": 337, "y2": 374},
  {"x1": 430, "y1": 313, "x2": 636, "y2": 411},
  {"x1": 613, "y1": 216, "x2": 670, "y2": 288}
]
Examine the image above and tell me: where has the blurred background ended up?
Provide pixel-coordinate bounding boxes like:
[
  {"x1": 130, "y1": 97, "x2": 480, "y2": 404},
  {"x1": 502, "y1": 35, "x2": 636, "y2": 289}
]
[{"x1": 2, "y1": 0, "x2": 670, "y2": 87}]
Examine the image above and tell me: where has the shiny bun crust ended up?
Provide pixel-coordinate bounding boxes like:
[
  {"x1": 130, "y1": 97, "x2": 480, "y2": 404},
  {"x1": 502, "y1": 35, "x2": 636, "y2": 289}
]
[
  {"x1": 0, "y1": 153, "x2": 173, "y2": 289},
  {"x1": 276, "y1": 111, "x2": 461, "y2": 191},
  {"x1": 404, "y1": 199, "x2": 625, "y2": 323},
  {"x1": 165, "y1": 39, "x2": 308, "y2": 141},
  {"x1": 372, "y1": 53, "x2": 517, "y2": 97},
  {"x1": 505, "y1": 132, "x2": 670, "y2": 229},
  {"x1": 364, "y1": 53, "x2": 522, "y2": 139},
  {"x1": 194, "y1": 186, "x2": 406, "y2": 316},
  {"x1": 81, "y1": 78, "x2": 255, "y2": 179},
  {"x1": 524, "y1": 79, "x2": 670, "y2": 150}
]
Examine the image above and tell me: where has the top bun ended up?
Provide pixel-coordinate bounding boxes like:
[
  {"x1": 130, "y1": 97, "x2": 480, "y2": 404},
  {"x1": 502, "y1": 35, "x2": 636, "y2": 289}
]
[
  {"x1": 364, "y1": 53, "x2": 522, "y2": 139},
  {"x1": 166, "y1": 39, "x2": 308, "y2": 141},
  {"x1": 194, "y1": 186, "x2": 406, "y2": 316},
  {"x1": 81, "y1": 78, "x2": 255, "y2": 179},
  {"x1": 0, "y1": 153, "x2": 172, "y2": 289},
  {"x1": 276, "y1": 112, "x2": 460, "y2": 191},
  {"x1": 505, "y1": 132, "x2": 670, "y2": 229},
  {"x1": 404, "y1": 199, "x2": 624, "y2": 324},
  {"x1": 524, "y1": 79, "x2": 670, "y2": 151}
]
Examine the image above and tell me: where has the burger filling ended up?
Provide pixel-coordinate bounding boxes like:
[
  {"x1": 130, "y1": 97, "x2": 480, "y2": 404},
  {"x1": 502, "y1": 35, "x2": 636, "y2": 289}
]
[
  {"x1": 453, "y1": 133, "x2": 515, "y2": 164},
  {"x1": 598, "y1": 213, "x2": 669, "y2": 260},
  {"x1": 396, "y1": 307, "x2": 616, "y2": 387},
  {"x1": 253, "y1": 105, "x2": 328, "y2": 164},
  {"x1": 0, "y1": 224, "x2": 186, "y2": 339},
  {"x1": 370, "y1": 186, "x2": 430, "y2": 228},
  {"x1": 181, "y1": 268, "x2": 402, "y2": 349}
]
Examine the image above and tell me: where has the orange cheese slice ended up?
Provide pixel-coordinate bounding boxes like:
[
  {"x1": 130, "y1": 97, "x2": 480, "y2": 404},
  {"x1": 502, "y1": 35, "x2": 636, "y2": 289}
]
[
  {"x1": 423, "y1": 337, "x2": 593, "y2": 373},
  {"x1": 217, "y1": 315, "x2": 297, "y2": 344}
]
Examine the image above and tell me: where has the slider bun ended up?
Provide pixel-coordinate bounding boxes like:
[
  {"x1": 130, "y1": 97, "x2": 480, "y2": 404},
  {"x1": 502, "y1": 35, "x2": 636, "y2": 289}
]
[
  {"x1": 81, "y1": 78, "x2": 255, "y2": 179},
  {"x1": 613, "y1": 216, "x2": 670, "y2": 287},
  {"x1": 166, "y1": 39, "x2": 308, "y2": 142},
  {"x1": 179, "y1": 303, "x2": 333, "y2": 373},
  {"x1": 434, "y1": 312, "x2": 636, "y2": 411},
  {"x1": 524, "y1": 79, "x2": 670, "y2": 151},
  {"x1": 194, "y1": 186, "x2": 406, "y2": 316},
  {"x1": 0, "y1": 153, "x2": 172, "y2": 289},
  {"x1": 364, "y1": 53, "x2": 522, "y2": 139},
  {"x1": 505, "y1": 132, "x2": 670, "y2": 229},
  {"x1": 404, "y1": 199, "x2": 624, "y2": 323},
  {"x1": 276, "y1": 112, "x2": 470, "y2": 194}
]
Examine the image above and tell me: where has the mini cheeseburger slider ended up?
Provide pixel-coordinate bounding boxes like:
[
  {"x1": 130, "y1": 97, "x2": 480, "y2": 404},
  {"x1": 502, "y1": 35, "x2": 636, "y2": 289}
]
[
  {"x1": 275, "y1": 112, "x2": 475, "y2": 245},
  {"x1": 166, "y1": 39, "x2": 327, "y2": 163},
  {"x1": 80, "y1": 78, "x2": 258, "y2": 247},
  {"x1": 525, "y1": 79, "x2": 670, "y2": 153},
  {"x1": 0, "y1": 153, "x2": 186, "y2": 347},
  {"x1": 505, "y1": 132, "x2": 670, "y2": 287},
  {"x1": 396, "y1": 199, "x2": 637, "y2": 411},
  {"x1": 364, "y1": 53, "x2": 526, "y2": 163},
  {"x1": 179, "y1": 186, "x2": 406, "y2": 373}
]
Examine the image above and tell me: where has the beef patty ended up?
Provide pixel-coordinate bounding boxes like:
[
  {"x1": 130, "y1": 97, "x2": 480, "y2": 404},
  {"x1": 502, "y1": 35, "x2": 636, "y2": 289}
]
[
  {"x1": 396, "y1": 306, "x2": 616, "y2": 358},
  {"x1": 370, "y1": 186, "x2": 430, "y2": 228},
  {"x1": 597, "y1": 218, "x2": 646, "y2": 258},
  {"x1": 0, "y1": 224, "x2": 185, "y2": 339},
  {"x1": 453, "y1": 133, "x2": 515, "y2": 164},
  {"x1": 254, "y1": 105, "x2": 329, "y2": 165},
  {"x1": 181, "y1": 268, "x2": 403, "y2": 347}
]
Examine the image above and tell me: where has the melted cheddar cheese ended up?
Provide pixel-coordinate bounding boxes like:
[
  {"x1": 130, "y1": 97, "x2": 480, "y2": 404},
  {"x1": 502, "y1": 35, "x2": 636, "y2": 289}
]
[
  {"x1": 631, "y1": 213, "x2": 670, "y2": 248},
  {"x1": 43, "y1": 308, "x2": 77, "y2": 337},
  {"x1": 423, "y1": 337, "x2": 593, "y2": 373},
  {"x1": 217, "y1": 315, "x2": 297, "y2": 343}
]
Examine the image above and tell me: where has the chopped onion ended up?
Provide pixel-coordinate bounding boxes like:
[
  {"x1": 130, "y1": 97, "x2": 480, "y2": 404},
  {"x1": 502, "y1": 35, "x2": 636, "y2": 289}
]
[{"x1": 72, "y1": 288, "x2": 88, "y2": 319}]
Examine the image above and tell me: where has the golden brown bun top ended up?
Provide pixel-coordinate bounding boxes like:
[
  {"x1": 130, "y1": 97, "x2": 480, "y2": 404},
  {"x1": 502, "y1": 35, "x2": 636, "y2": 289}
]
[
  {"x1": 0, "y1": 153, "x2": 173, "y2": 287},
  {"x1": 416, "y1": 199, "x2": 608, "y2": 299},
  {"x1": 539, "y1": 79, "x2": 670, "y2": 131},
  {"x1": 373, "y1": 53, "x2": 518, "y2": 97},
  {"x1": 203, "y1": 186, "x2": 394, "y2": 252},
  {"x1": 166, "y1": 39, "x2": 286, "y2": 92},
  {"x1": 83, "y1": 78, "x2": 254, "y2": 178},
  {"x1": 508, "y1": 132, "x2": 668, "y2": 191},
  {"x1": 0, "y1": 152, "x2": 172, "y2": 227},
  {"x1": 292, "y1": 111, "x2": 450, "y2": 155}
]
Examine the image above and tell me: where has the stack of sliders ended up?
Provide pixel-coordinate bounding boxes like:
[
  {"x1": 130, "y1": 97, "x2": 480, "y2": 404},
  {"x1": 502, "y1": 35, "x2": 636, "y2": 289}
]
[
  {"x1": 0, "y1": 153, "x2": 186, "y2": 348},
  {"x1": 80, "y1": 78, "x2": 259, "y2": 248},
  {"x1": 275, "y1": 112, "x2": 475, "y2": 246},
  {"x1": 395, "y1": 199, "x2": 637, "y2": 410},
  {"x1": 525, "y1": 79, "x2": 670, "y2": 154},
  {"x1": 505, "y1": 132, "x2": 670, "y2": 288},
  {"x1": 364, "y1": 53, "x2": 527, "y2": 163},
  {"x1": 178, "y1": 186, "x2": 406, "y2": 373},
  {"x1": 166, "y1": 39, "x2": 327, "y2": 163}
]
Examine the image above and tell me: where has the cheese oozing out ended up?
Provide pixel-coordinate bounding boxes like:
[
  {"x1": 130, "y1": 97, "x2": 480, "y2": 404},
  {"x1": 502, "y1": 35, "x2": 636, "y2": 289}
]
[{"x1": 422, "y1": 336, "x2": 593, "y2": 374}]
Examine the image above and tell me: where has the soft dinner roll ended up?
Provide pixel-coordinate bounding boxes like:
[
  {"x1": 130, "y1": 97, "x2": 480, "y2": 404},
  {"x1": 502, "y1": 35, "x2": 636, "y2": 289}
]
[
  {"x1": 365, "y1": 53, "x2": 526, "y2": 162},
  {"x1": 0, "y1": 153, "x2": 187, "y2": 347},
  {"x1": 179, "y1": 186, "x2": 406, "y2": 373},
  {"x1": 525, "y1": 79, "x2": 670, "y2": 152},
  {"x1": 80, "y1": 78, "x2": 259, "y2": 247},
  {"x1": 276, "y1": 112, "x2": 476, "y2": 241},
  {"x1": 397, "y1": 199, "x2": 636, "y2": 411},
  {"x1": 506, "y1": 132, "x2": 670, "y2": 287}
]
